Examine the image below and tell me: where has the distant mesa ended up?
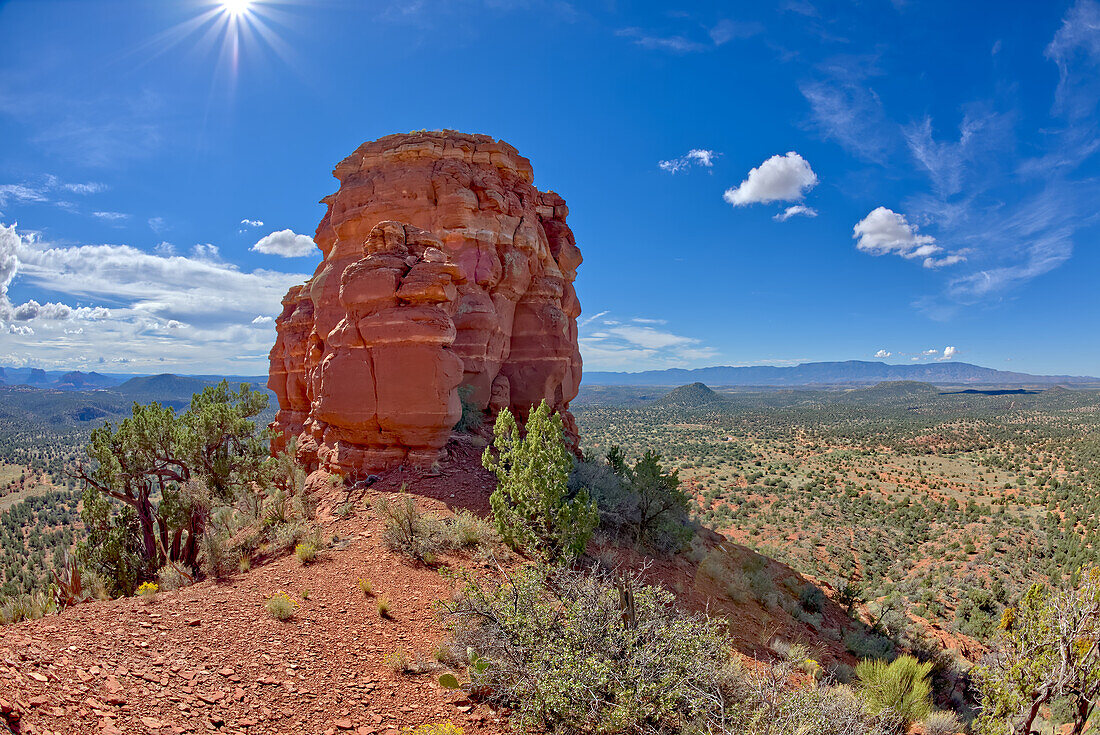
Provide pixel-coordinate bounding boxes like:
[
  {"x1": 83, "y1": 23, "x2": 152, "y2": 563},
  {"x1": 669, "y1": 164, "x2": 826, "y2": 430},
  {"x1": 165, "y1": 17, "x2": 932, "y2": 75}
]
[
  {"x1": 268, "y1": 131, "x2": 583, "y2": 476},
  {"x1": 55, "y1": 371, "x2": 115, "y2": 390},
  {"x1": 25, "y1": 368, "x2": 49, "y2": 385},
  {"x1": 659, "y1": 382, "x2": 725, "y2": 407}
]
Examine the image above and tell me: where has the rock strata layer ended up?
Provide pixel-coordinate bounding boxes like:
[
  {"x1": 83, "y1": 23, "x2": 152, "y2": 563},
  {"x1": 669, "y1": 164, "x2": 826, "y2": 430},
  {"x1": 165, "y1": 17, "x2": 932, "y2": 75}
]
[{"x1": 268, "y1": 131, "x2": 582, "y2": 475}]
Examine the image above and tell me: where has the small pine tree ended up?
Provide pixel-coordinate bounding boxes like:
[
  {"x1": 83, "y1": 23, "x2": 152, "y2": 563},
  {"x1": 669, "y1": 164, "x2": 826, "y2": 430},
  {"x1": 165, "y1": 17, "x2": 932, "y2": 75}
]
[
  {"x1": 483, "y1": 401, "x2": 597, "y2": 561},
  {"x1": 856, "y1": 654, "x2": 933, "y2": 731}
]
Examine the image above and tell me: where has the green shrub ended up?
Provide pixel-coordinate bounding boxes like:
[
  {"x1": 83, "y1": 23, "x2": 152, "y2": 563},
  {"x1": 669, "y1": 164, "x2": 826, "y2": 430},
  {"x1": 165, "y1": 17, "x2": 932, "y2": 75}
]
[
  {"x1": 441, "y1": 564, "x2": 737, "y2": 733},
  {"x1": 570, "y1": 448, "x2": 693, "y2": 553},
  {"x1": 265, "y1": 591, "x2": 297, "y2": 621},
  {"x1": 855, "y1": 655, "x2": 933, "y2": 730},
  {"x1": 922, "y1": 710, "x2": 961, "y2": 735},
  {"x1": 453, "y1": 385, "x2": 484, "y2": 433},
  {"x1": 156, "y1": 564, "x2": 190, "y2": 591},
  {"x1": 444, "y1": 510, "x2": 498, "y2": 549},
  {"x1": 294, "y1": 541, "x2": 317, "y2": 564},
  {"x1": 800, "y1": 583, "x2": 826, "y2": 613},
  {"x1": 744, "y1": 682, "x2": 900, "y2": 735},
  {"x1": 376, "y1": 491, "x2": 443, "y2": 562},
  {"x1": 483, "y1": 401, "x2": 597, "y2": 560},
  {"x1": 844, "y1": 629, "x2": 895, "y2": 661}
]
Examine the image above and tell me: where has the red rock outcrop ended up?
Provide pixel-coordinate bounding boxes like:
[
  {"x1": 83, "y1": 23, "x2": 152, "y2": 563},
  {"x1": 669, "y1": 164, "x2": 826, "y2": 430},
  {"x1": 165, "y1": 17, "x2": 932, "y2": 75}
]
[{"x1": 268, "y1": 131, "x2": 583, "y2": 475}]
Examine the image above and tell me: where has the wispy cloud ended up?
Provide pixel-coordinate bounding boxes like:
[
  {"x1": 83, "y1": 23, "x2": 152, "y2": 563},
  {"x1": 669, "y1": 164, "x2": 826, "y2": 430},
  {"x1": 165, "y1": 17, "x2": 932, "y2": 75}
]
[
  {"x1": 0, "y1": 175, "x2": 107, "y2": 216},
  {"x1": 774, "y1": 205, "x2": 818, "y2": 221},
  {"x1": 616, "y1": 27, "x2": 707, "y2": 53},
  {"x1": 579, "y1": 312, "x2": 718, "y2": 370},
  {"x1": 658, "y1": 149, "x2": 717, "y2": 174}
]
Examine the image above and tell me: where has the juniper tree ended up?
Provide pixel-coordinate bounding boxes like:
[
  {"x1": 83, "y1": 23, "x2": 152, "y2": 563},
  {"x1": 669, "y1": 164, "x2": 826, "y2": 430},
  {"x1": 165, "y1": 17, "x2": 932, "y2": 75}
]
[{"x1": 483, "y1": 400, "x2": 597, "y2": 561}]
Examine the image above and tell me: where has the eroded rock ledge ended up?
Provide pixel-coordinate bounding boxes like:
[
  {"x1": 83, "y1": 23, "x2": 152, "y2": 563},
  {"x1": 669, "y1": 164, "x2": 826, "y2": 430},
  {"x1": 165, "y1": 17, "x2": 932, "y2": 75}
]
[{"x1": 268, "y1": 131, "x2": 582, "y2": 475}]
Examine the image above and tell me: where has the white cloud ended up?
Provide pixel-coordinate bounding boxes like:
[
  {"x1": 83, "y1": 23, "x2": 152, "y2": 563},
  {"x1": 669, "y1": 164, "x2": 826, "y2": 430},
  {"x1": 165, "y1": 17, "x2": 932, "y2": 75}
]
[
  {"x1": 578, "y1": 312, "x2": 718, "y2": 370},
  {"x1": 923, "y1": 254, "x2": 967, "y2": 269},
  {"x1": 0, "y1": 176, "x2": 106, "y2": 216},
  {"x1": 191, "y1": 243, "x2": 221, "y2": 261},
  {"x1": 251, "y1": 315, "x2": 274, "y2": 325},
  {"x1": 874, "y1": 349, "x2": 892, "y2": 358},
  {"x1": 240, "y1": 218, "x2": 264, "y2": 227},
  {"x1": 61, "y1": 182, "x2": 107, "y2": 195},
  {"x1": 0, "y1": 222, "x2": 309, "y2": 372},
  {"x1": 8, "y1": 325, "x2": 33, "y2": 336},
  {"x1": 607, "y1": 325, "x2": 696, "y2": 349},
  {"x1": 11, "y1": 300, "x2": 72, "y2": 321},
  {"x1": 940, "y1": 345, "x2": 958, "y2": 360},
  {"x1": 93, "y1": 211, "x2": 129, "y2": 222},
  {"x1": 251, "y1": 229, "x2": 316, "y2": 257},
  {"x1": 658, "y1": 149, "x2": 717, "y2": 174},
  {"x1": 723, "y1": 152, "x2": 818, "y2": 206},
  {"x1": 148, "y1": 217, "x2": 167, "y2": 233},
  {"x1": 853, "y1": 207, "x2": 942, "y2": 260},
  {"x1": 774, "y1": 204, "x2": 818, "y2": 221},
  {"x1": 154, "y1": 241, "x2": 175, "y2": 256},
  {"x1": 922, "y1": 348, "x2": 939, "y2": 356}
]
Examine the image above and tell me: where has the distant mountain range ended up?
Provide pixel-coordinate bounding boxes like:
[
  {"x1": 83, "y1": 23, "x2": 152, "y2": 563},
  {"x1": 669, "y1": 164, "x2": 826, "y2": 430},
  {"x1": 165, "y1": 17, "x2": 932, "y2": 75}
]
[
  {"x1": 583, "y1": 360, "x2": 1100, "y2": 387},
  {"x1": 0, "y1": 368, "x2": 267, "y2": 393}
]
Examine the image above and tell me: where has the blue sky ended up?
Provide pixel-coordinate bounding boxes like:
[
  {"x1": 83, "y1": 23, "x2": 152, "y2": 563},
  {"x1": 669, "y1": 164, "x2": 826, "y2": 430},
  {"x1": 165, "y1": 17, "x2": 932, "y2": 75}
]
[{"x1": 0, "y1": 0, "x2": 1097, "y2": 376}]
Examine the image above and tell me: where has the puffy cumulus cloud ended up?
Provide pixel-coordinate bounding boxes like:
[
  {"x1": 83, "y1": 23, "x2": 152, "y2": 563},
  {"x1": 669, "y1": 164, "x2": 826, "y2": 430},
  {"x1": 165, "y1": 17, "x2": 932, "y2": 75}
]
[
  {"x1": 0, "y1": 222, "x2": 309, "y2": 373},
  {"x1": 922, "y1": 348, "x2": 939, "y2": 356},
  {"x1": 940, "y1": 345, "x2": 958, "y2": 360},
  {"x1": 723, "y1": 152, "x2": 817, "y2": 207},
  {"x1": 774, "y1": 205, "x2": 818, "y2": 222},
  {"x1": 658, "y1": 149, "x2": 717, "y2": 174},
  {"x1": 11, "y1": 300, "x2": 72, "y2": 321},
  {"x1": 578, "y1": 312, "x2": 718, "y2": 370},
  {"x1": 251, "y1": 315, "x2": 274, "y2": 325},
  {"x1": 853, "y1": 207, "x2": 965, "y2": 270},
  {"x1": 874, "y1": 349, "x2": 892, "y2": 358},
  {"x1": 240, "y1": 219, "x2": 264, "y2": 227},
  {"x1": 251, "y1": 229, "x2": 316, "y2": 257}
]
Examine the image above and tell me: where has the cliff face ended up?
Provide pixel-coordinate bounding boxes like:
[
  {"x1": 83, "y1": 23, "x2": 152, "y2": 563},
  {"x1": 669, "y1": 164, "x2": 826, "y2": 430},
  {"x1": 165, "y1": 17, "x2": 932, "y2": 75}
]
[{"x1": 268, "y1": 131, "x2": 583, "y2": 475}]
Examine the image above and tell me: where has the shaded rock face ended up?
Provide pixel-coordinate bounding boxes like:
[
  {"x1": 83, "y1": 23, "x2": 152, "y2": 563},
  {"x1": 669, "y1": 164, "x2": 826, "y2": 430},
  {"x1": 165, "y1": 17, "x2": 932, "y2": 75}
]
[{"x1": 268, "y1": 131, "x2": 583, "y2": 475}]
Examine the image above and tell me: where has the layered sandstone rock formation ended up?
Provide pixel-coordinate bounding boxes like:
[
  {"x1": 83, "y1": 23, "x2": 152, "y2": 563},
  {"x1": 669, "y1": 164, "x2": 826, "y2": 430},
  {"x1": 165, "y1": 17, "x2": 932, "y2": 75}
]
[{"x1": 268, "y1": 131, "x2": 583, "y2": 475}]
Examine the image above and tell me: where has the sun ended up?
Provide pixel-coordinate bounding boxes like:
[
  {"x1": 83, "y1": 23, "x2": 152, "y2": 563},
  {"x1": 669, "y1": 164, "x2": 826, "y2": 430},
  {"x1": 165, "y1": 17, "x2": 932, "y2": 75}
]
[{"x1": 221, "y1": 0, "x2": 253, "y2": 16}]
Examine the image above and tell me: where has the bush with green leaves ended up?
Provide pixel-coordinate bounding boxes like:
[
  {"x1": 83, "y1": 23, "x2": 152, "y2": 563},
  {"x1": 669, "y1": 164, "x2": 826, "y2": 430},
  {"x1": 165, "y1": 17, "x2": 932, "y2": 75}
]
[
  {"x1": 376, "y1": 490, "x2": 445, "y2": 563},
  {"x1": 440, "y1": 563, "x2": 737, "y2": 734},
  {"x1": 922, "y1": 710, "x2": 962, "y2": 735},
  {"x1": 972, "y1": 567, "x2": 1100, "y2": 735},
  {"x1": 855, "y1": 655, "x2": 934, "y2": 732},
  {"x1": 483, "y1": 401, "x2": 597, "y2": 561},
  {"x1": 440, "y1": 562, "x2": 896, "y2": 735},
  {"x1": 572, "y1": 446, "x2": 693, "y2": 552},
  {"x1": 75, "y1": 382, "x2": 270, "y2": 584},
  {"x1": 453, "y1": 385, "x2": 484, "y2": 433}
]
